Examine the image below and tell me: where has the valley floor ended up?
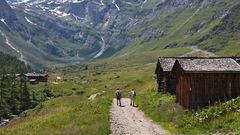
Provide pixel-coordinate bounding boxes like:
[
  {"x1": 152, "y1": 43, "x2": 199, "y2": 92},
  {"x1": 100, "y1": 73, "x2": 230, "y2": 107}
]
[
  {"x1": 1, "y1": 55, "x2": 239, "y2": 135},
  {"x1": 110, "y1": 98, "x2": 169, "y2": 135}
]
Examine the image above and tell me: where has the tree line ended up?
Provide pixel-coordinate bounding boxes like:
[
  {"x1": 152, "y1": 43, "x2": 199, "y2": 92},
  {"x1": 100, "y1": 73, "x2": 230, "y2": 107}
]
[
  {"x1": 0, "y1": 76, "x2": 38, "y2": 117},
  {"x1": 0, "y1": 52, "x2": 31, "y2": 74},
  {"x1": 0, "y1": 52, "x2": 35, "y2": 117}
]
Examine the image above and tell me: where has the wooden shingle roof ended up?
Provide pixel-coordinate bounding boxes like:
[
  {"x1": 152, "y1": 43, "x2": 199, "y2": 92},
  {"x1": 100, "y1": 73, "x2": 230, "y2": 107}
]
[
  {"x1": 25, "y1": 73, "x2": 48, "y2": 77},
  {"x1": 177, "y1": 58, "x2": 240, "y2": 73},
  {"x1": 158, "y1": 58, "x2": 176, "y2": 72}
]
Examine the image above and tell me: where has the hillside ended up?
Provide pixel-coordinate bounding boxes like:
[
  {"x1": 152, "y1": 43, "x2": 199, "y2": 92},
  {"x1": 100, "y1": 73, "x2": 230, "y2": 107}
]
[
  {"x1": 1, "y1": 0, "x2": 152, "y2": 67},
  {"x1": 114, "y1": 0, "x2": 240, "y2": 60},
  {"x1": 0, "y1": 0, "x2": 240, "y2": 135},
  {"x1": 0, "y1": 52, "x2": 31, "y2": 74},
  {"x1": 0, "y1": 62, "x2": 155, "y2": 135},
  {"x1": 0, "y1": 0, "x2": 239, "y2": 68},
  {"x1": 0, "y1": 61, "x2": 240, "y2": 135}
]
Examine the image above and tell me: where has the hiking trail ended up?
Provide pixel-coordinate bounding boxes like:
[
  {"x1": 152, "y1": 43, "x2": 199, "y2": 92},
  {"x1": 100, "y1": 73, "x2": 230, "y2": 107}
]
[
  {"x1": 110, "y1": 98, "x2": 170, "y2": 135},
  {"x1": 182, "y1": 46, "x2": 217, "y2": 57}
]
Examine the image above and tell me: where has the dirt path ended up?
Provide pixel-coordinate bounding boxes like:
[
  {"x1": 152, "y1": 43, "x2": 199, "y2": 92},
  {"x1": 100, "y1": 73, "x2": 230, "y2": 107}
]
[
  {"x1": 88, "y1": 91, "x2": 105, "y2": 100},
  {"x1": 110, "y1": 98, "x2": 170, "y2": 135},
  {"x1": 182, "y1": 46, "x2": 217, "y2": 57}
]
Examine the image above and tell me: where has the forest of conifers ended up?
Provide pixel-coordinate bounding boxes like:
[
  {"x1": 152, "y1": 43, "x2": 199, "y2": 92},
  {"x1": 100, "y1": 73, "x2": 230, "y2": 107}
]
[
  {"x1": 0, "y1": 52, "x2": 31, "y2": 74},
  {"x1": 0, "y1": 52, "x2": 36, "y2": 118}
]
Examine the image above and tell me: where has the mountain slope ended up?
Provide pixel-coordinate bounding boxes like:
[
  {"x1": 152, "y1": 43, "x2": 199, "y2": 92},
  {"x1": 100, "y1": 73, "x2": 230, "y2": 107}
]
[
  {"x1": 1, "y1": 0, "x2": 240, "y2": 68},
  {"x1": 114, "y1": 0, "x2": 240, "y2": 60},
  {"x1": 1, "y1": 0, "x2": 152, "y2": 67},
  {"x1": 0, "y1": 52, "x2": 31, "y2": 73}
]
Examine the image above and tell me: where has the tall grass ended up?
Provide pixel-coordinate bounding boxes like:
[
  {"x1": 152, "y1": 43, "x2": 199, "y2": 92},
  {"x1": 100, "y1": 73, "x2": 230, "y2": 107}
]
[
  {"x1": 0, "y1": 63, "x2": 155, "y2": 135},
  {"x1": 0, "y1": 96, "x2": 112, "y2": 135},
  {"x1": 137, "y1": 88, "x2": 240, "y2": 134}
]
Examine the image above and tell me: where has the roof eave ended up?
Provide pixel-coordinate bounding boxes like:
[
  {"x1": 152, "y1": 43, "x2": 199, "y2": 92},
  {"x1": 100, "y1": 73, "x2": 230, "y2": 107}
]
[{"x1": 184, "y1": 71, "x2": 240, "y2": 73}]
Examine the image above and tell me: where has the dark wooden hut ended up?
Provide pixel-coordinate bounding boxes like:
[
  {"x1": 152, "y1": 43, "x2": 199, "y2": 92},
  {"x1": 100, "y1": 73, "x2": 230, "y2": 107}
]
[
  {"x1": 172, "y1": 58, "x2": 240, "y2": 110},
  {"x1": 25, "y1": 73, "x2": 48, "y2": 83},
  {"x1": 155, "y1": 58, "x2": 176, "y2": 93}
]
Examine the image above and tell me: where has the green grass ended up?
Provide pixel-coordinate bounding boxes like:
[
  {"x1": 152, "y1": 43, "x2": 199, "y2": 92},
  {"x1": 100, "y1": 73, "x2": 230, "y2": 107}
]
[
  {"x1": 0, "y1": 62, "x2": 155, "y2": 135},
  {"x1": 136, "y1": 88, "x2": 184, "y2": 133},
  {"x1": 137, "y1": 88, "x2": 240, "y2": 135},
  {"x1": 0, "y1": 96, "x2": 112, "y2": 135},
  {"x1": 1, "y1": 55, "x2": 240, "y2": 135}
]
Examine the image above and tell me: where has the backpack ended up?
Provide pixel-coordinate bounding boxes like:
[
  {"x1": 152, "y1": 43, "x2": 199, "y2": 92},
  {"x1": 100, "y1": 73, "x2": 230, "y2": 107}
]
[
  {"x1": 116, "y1": 90, "x2": 121, "y2": 98},
  {"x1": 131, "y1": 91, "x2": 136, "y2": 97}
]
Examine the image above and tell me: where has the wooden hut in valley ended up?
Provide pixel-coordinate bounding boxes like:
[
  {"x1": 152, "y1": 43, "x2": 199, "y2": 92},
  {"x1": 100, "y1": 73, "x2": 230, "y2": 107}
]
[
  {"x1": 155, "y1": 58, "x2": 176, "y2": 93},
  {"x1": 25, "y1": 73, "x2": 48, "y2": 83},
  {"x1": 172, "y1": 58, "x2": 240, "y2": 110}
]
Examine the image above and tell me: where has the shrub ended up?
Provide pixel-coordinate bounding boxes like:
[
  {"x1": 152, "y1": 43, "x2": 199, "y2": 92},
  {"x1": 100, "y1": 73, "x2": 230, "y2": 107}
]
[{"x1": 179, "y1": 97, "x2": 240, "y2": 128}]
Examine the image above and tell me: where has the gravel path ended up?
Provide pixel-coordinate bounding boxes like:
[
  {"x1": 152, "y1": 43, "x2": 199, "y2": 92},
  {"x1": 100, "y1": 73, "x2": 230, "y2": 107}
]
[
  {"x1": 110, "y1": 98, "x2": 170, "y2": 135},
  {"x1": 182, "y1": 46, "x2": 217, "y2": 57}
]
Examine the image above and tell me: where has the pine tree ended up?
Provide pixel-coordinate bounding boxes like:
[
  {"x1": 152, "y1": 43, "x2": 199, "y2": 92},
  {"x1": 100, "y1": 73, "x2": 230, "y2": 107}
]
[
  {"x1": 31, "y1": 92, "x2": 39, "y2": 108},
  {"x1": 0, "y1": 52, "x2": 33, "y2": 116},
  {"x1": 19, "y1": 77, "x2": 31, "y2": 111},
  {"x1": 9, "y1": 78, "x2": 20, "y2": 114},
  {"x1": 0, "y1": 75, "x2": 11, "y2": 117}
]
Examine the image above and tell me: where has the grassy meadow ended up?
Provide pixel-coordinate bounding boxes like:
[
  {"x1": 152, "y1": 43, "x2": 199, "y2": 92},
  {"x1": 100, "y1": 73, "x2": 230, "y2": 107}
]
[
  {"x1": 1, "y1": 47, "x2": 240, "y2": 135},
  {"x1": 1, "y1": 57, "x2": 240, "y2": 135},
  {"x1": 0, "y1": 60, "x2": 156, "y2": 135}
]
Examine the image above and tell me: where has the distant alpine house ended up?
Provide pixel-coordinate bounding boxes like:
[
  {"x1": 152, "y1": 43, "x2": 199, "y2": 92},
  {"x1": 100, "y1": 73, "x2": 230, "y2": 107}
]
[
  {"x1": 24, "y1": 73, "x2": 48, "y2": 84},
  {"x1": 156, "y1": 57, "x2": 240, "y2": 110}
]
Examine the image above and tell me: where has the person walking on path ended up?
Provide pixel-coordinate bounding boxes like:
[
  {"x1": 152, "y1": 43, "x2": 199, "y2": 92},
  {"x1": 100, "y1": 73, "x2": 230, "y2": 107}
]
[
  {"x1": 115, "y1": 88, "x2": 122, "y2": 106},
  {"x1": 130, "y1": 89, "x2": 136, "y2": 106}
]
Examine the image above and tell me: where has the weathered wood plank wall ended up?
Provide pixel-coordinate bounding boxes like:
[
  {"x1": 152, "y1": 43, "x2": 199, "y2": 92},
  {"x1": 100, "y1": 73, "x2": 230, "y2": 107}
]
[{"x1": 188, "y1": 73, "x2": 240, "y2": 110}]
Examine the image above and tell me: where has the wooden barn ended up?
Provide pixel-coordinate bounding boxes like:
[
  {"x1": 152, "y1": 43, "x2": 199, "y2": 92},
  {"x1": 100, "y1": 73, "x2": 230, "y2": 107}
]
[
  {"x1": 172, "y1": 58, "x2": 240, "y2": 110},
  {"x1": 155, "y1": 58, "x2": 176, "y2": 93},
  {"x1": 25, "y1": 73, "x2": 48, "y2": 83}
]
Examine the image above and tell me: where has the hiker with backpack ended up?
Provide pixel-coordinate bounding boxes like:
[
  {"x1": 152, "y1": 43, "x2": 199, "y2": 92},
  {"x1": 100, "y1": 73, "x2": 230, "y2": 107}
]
[
  {"x1": 115, "y1": 88, "x2": 122, "y2": 106},
  {"x1": 130, "y1": 89, "x2": 136, "y2": 107}
]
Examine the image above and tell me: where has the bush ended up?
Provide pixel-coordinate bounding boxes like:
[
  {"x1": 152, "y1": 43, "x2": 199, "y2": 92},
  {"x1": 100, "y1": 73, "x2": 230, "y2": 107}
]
[{"x1": 179, "y1": 97, "x2": 240, "y2": 129}]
